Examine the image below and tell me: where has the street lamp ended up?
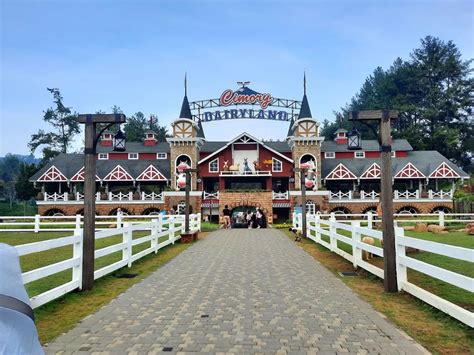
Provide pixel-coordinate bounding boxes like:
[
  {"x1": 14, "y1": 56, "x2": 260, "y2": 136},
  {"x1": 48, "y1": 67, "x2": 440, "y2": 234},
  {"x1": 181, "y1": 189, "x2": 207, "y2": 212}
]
[
  {"x1": 76, "y1": 114, "x2": 127, "y2": 291},
  {"x1": 347, "y1": 127, "x2": 361, "y2": 150},
  {"x1": 349, "y1": 110, "x2": 398, "y2": 293},
  {"x1": 176, "y1": 161, "x2": 198, "y2": 237}
]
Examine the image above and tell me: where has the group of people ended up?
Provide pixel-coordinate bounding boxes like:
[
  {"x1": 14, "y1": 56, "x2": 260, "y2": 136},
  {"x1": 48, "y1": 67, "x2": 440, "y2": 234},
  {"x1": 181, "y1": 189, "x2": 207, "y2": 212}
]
[{"x1": 222, "y1": 205, "x2": 266, "y2": 229}]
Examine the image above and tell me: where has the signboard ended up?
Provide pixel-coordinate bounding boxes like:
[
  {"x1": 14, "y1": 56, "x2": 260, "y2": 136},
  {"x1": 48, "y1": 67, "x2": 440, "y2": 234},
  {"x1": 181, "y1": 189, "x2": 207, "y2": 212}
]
[{"x1": 190, "y1": 82, "x2": 300, "y2": 123}]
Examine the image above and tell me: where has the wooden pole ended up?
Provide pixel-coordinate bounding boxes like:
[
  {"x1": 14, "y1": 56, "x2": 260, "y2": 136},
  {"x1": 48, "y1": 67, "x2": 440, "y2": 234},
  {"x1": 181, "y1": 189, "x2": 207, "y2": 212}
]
[
  {"x1": 380, "y1": 113, "x2": 397, "y2": 293},
  {"x1": 300, "y1": 168, "x2": 307, "y2": 239},
  {"x1": 82, "y1": 122, "x2": 96, "y2": 291},
  {"x1": 185, "y1": 171, "x2": 190, "y2": 234}
]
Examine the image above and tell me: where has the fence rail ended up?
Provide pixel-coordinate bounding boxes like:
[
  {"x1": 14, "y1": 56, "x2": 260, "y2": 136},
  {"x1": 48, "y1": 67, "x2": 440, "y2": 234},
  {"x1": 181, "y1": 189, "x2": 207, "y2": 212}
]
[
  {"x1": 293, "y1": 213, "x2": 474, "y2": 327},
  {"x1": 14, "y1": 214, "x2": 200, "y2": 309}
]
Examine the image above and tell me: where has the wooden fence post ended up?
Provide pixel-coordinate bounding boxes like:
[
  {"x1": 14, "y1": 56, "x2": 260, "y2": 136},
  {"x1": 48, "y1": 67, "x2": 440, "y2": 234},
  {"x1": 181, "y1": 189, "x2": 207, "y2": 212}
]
[
  {"x1": 116, "y1": 213, "x2": 123, "y2": 229},
  {"x1": 351, "y1": 221, "x2": 362, "y2": 269},
  {"x1": 329, "y1": 213, "x2": 337, "y2": 252},
  {"x1": 168, "y1": 216, "x2": 175, "y2": 245},
  {"x1": 439, "y1": 211, "x2": 445, "y2": 227},
  {"x1": 395, "y1": 226, "x2": 407, "y2": 291},
  {"x1": 34, "y1": 214, "x2": 40, "y2": 233},
  {"x1": 197, "y1": 213, "x2": 202, "y2": 231},
  {"x1": 123, "y1": 222, "x2": 133, "y2": 267},
  {"x1": 75, "y1": 214, "x2": 81, "y2": 230},
  {"x1": 367, "y1": 212, "x2": 373, "y2": 229},
  {"x1": 151, "y1": 218, "x2": 158, "y2": 253},
  {"x1": 73, "y1": 228, "x2": 83, "y2": 290},
  {"x1": 315, "y1": 214, "x2": 321, "y2": 243}
]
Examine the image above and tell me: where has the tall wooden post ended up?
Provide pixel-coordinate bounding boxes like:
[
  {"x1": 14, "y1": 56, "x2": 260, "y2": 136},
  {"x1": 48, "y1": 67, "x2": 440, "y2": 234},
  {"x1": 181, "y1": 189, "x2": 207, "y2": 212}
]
[
  {"x1": 300, "y1": 168, "x2": 307, "y2": 239},
  {"x1": 83, "y1": 122, "x2": 97, "y2": 291},
  {"x1": 349, "y1": 110, "x2": 398, "y2": 293},
  {"x1": 77, "y1": 114, "x2": 126, "y2": 291},
  {"x1": 380, "y1": 111, "x2": 397, "y2": 292}
]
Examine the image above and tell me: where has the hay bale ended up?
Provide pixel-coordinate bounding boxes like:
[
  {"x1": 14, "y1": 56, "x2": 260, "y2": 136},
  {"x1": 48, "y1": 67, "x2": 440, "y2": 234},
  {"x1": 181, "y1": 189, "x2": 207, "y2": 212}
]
[
  {"x1": 430, "y1": 225, "x2": 446, "y2": 234},
  {"x1": 413, "y1": 223, "x2": 428, "y2": 233},
  {"x1": 109, "y1": 224, "x2": 117, "y2": 228},
  {"x1": 467, "y1": 224, "x2": 474, "y2": 235},
  {"x1": 403, "y1": 226, "x2": 415, "y2": 231}
]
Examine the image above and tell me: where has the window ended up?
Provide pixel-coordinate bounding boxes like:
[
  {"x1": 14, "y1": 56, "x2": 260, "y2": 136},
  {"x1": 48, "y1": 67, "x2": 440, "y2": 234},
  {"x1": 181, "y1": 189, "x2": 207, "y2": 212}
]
[
  {"x1": 128, "y1": 153, "x2": 138, "y2": 160},
  {"x1": 324, "y1": 152, "x2": 335, "y2": 159},
  {"x1": 156, "y1": 153, "x2": 167, "y2": 159},
  {"x1": 209, "y1": 158, "x2": 219, "y2": 173},
  {"x1": 354, "y1": 151, "x2": 365, "y2": 158},
  {"x1": 98, "y1": 153, "x2": 108, "y2": 160},
  {"x1": 272, "y1": 158, "x2": 282, "y2": 172},
  {"x1": 391, "y1": 151, "x2": 396, "y2": 158}
]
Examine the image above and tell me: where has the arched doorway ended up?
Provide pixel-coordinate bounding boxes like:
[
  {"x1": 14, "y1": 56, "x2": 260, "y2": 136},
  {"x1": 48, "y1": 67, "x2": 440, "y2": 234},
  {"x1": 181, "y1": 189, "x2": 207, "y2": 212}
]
[{"x1": 230, "y1": 206, "x2": 267, "y2": 229}]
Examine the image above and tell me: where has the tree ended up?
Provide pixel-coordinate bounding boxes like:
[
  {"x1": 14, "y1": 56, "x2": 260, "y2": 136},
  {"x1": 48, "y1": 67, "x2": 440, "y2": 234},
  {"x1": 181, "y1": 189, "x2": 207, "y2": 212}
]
[
  {"x1": 327, "y1": 36, "x2": 473, "y2": 171},
  {"x1": 15, "y1": 163, "x2": 39, "y2": 201},
  {"x1": 29, "y1": 88, "x2": 80, "y2": 163},
  {"x1": 124, "y1": 112, "x2": 168, "y2": 142},
  {"x1": 0, "y1": 154, "x2": 21, "y2": 208}
]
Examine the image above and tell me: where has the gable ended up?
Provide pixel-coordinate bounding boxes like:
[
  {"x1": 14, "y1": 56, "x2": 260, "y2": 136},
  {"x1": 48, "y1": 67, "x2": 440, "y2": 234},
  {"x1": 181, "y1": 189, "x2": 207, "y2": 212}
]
[
  {"x1": 37, "y1": 165, "x2": 68, "y2": 182},
  {"x1": 70, "y1": 167, "x2": 101, "y2": 182},
  {"x1": 394, "y1": 162, "x2": 425, "y2": 179},
  {"x1": 136, "y1": 165, "x2": 168, "y2": 181},
  {"x1": 360, "y1": 163, "x2": 381, "y2": 179},
  {"x1": 103, "y1": 165, "x2": 134, "y2": 181},
  {"x1": 429, "y1": 162, "x2": 460, "y2": 178},
  {"x1": 325, "y1": 163, "x2": 357, "y2": 180}
]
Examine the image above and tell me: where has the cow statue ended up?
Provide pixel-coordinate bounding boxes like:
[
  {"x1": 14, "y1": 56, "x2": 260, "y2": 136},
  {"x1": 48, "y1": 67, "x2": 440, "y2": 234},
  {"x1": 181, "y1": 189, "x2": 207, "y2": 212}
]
[
  {"x1": 243, "y1": 158, "x2": 252, "y2": 174},
  {"x1": 222, "y1": 160, "x2": 229, "y2": 171},
  {"x1": 176, "y1": 173, "x2": 186, "y2": 190}
]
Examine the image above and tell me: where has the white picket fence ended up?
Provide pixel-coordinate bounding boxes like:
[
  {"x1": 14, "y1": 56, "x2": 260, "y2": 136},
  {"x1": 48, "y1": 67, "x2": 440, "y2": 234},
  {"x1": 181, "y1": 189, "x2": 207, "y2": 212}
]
[
  {"x1": 293, "y1": 213, "x2": 474, "y2": 327},
  {"x1": 14, "y1": 214, "x2": 201, "y2": 309}
]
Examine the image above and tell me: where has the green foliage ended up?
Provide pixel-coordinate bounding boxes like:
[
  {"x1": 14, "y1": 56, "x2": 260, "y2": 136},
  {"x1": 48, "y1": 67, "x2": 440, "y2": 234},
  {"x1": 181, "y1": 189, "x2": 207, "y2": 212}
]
[
  {"x1": 123, "y1": 112, "x2": 168, "y2": 142},
  {"x1": 16, "y1": 163, "x2": 40, "y2": 200},
  {"x1": 29, "y1": 88, "x2": 80, "y2": 164},
  {"x1": 323, "y1": 36, "x2": 473, "y2": 172}
]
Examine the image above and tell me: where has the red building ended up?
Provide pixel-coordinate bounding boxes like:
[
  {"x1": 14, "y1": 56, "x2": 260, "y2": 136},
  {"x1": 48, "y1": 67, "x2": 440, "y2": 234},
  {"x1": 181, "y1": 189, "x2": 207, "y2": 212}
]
[{"x1": 30, "y1": 84, "x2": 469, "y2": 223}]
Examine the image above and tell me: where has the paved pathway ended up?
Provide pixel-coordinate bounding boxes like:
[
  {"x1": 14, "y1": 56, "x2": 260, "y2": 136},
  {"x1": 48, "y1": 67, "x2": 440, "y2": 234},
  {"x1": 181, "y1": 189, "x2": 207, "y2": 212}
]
[{"x1": 45, "y1": 229, "x2": 426, "y2": 354}]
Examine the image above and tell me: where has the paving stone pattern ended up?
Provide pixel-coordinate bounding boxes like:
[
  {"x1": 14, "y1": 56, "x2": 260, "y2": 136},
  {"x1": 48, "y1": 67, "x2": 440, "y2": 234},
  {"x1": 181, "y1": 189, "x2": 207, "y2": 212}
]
[{"x1": 45, "y1": 229, "x2": 427, "y2": 354}]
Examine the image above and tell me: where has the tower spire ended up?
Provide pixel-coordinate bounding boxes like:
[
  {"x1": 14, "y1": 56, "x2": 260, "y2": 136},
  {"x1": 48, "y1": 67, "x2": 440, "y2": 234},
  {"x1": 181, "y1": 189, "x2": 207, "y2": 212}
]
[
  {"x1": 304, "y1": 71, "x2": 307, "y2": 95},
  {"x1": 184, "y1": 72, "x2": 187, "y2": 97}
]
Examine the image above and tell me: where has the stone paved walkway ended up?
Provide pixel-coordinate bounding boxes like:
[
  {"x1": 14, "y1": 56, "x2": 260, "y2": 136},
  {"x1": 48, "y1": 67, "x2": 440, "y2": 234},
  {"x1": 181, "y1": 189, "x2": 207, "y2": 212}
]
[{"x1": 45, "y1": 229, "x2": 427, "y2": 354}]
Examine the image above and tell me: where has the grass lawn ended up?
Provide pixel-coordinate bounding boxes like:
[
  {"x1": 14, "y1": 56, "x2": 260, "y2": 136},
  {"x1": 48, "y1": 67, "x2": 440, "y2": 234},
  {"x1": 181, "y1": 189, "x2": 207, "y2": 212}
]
[
  {"x1": 0, "y1": 229, "x2": 202, "y2": 343},
  {"x1": 282, "y1": 229, "x2": 473, "y2": 354}
]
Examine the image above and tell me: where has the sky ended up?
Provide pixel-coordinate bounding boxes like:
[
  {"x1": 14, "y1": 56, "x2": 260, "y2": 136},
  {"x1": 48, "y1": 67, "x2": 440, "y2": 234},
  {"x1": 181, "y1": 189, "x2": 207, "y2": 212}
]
[{"x1": 1, "y1": 0, "x2": 473, "y2": 157}]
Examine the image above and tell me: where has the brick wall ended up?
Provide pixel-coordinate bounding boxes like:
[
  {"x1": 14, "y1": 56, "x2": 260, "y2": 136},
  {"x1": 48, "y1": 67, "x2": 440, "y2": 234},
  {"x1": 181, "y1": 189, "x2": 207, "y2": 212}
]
[
  {"x1": 170, "y1": 144, "x2": 199, "y2": 190},
  {"x1": 291, "y1": 142, "x2": 322, "y2": 190},
  {"x1": 327, "y1": 201, "x2": 454, "y2": 214},
  {"x1": 219, "y1": 191, "x2": 273, "y2": 224}
]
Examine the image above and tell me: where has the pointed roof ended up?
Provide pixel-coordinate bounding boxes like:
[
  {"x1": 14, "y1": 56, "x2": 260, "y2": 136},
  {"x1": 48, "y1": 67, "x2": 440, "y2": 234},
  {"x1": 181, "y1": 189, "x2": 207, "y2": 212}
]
[
  {"x1": 179, "y1": 95, "x2": 193, "y2": 119},
  {"x1": 286, "y1": 116, "x2": 295, "y2": 137},
  {"x1": 299, "y1": 94, "x2": 312, "y2": 119},
  {"x1": 196, "y1": 119, "x2": 205, "y2": 139}
]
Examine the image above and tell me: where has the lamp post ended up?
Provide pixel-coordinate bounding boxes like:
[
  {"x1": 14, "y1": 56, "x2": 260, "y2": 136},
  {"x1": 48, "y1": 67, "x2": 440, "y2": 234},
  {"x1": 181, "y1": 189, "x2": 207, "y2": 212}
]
[
  {"x1": 176, "y1": 161, "x2": 198, "y2": 235},
  {"x1": 76, "y1": 114, "x2": 126, "y2": 291},
  {"x1": 349, "y1": 110, "x2": 398, "y2": 293}
]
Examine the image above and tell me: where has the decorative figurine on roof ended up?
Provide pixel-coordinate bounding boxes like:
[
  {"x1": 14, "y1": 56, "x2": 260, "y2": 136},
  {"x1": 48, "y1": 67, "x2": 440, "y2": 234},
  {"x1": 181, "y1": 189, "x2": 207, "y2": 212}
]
[
  {"x1": 253, "y1": 160, "x2": 260, "y2": 171},
  {"x1": 243, "y1": 158, "x2": 252, "y2": 174}
]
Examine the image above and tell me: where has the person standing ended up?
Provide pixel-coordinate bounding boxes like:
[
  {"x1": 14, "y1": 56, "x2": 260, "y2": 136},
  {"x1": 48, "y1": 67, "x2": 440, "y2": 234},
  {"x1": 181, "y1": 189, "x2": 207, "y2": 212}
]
[
  {"x1": 223, "y1": 205, "x2": 231, "y2": 229},
  {"x1": 255, "y1": 208, "x2": 263, "y2": 229}
]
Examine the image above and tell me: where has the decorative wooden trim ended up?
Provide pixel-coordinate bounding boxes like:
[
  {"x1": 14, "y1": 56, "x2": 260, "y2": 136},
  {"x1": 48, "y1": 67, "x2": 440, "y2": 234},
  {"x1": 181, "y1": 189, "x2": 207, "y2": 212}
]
[
  {"x1": 103, "y1": 165, "x2": 134, "y2": 181},
  {"x1": 37, "y1": 165, "x2": 68, "y2": 182},
  {"x1": 360, "y1": 163, "x2": 381, "y2": 179},
  {"x1": 429, "y1": 162, "x2": 460, "y2": 178},
  {"x1": 394, "y1": 162, "x2": 425, "y2": 179},
  {"x1": 136, "y1": 165, "x2": 167, "y2": 181},
  {"x1": 325, "y1": 163, "x2": 357, "y2": 180},
  {"x1": 70, "y1": 167, "x2": 101, "y2": 182}
]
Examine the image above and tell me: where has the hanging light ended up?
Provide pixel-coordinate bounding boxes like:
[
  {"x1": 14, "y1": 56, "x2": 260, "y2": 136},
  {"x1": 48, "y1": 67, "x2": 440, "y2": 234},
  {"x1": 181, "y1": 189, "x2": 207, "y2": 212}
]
[
  {"x1": 177, "y1": 161, "x2": 191, "y2": 173},
  {"x1": 113, "y1": 129, "x2": 126, "y2": 152},
  {"x1": 347, "y1": 127, "x2": 361, "y2": 150}
]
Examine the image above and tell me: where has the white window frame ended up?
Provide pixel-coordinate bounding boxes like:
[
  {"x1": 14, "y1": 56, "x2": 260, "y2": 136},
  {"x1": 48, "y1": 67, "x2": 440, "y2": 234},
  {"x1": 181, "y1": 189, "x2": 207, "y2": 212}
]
[
  {"x1": 156, "y1": 152, "x2": 167, "y2": 159},
  {"x1": 391, "y1": 151, "x2": 396, "y2": 158},
  {"x1": 272, "y1": 157, "x2": 282, "y2": 172},
  {"x1": 98, "y1": 153, "x2": 109, "y2": 160},
  {"x1": 128, "y1": 153, "x2": 139, "y2": 160},
  {"x1": 324, "y1": 152, "x2": 335, "y2": 159},
  {"x1": 354, "y1": 151, "x2": 365, "y2": 159},
  {"x1": 209, "y1": 158, "x2": 219, "y2": 173}
]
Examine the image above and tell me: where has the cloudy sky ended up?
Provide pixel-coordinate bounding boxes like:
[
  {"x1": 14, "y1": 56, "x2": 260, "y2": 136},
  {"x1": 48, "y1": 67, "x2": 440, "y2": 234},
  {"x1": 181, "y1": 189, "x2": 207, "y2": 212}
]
[{"x1": 1, "y1": 0, "x2": 473, "y2": 156}]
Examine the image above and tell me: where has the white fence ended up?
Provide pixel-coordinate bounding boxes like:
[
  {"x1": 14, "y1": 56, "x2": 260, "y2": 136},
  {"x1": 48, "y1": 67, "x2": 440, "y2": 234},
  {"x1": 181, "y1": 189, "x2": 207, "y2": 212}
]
[
  {"x1": 293, "y1": 213, "x2": 474, "y2": 327},
  {"x1": 14, "y1": 214, "x2": 200, "y2": 309},
  {"x1": 329, "y1": 189, "x2": 453, "y2": 201}
]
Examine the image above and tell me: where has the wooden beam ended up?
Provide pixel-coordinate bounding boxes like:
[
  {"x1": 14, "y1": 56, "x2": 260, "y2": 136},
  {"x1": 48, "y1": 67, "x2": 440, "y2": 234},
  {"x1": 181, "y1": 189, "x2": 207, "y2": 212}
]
[
  {"x1": 349, "y1": 110, "x2": 398, "y2": 121},
  {"x1": 77, "y1": 114, "x2": 126, "y2": 124}
]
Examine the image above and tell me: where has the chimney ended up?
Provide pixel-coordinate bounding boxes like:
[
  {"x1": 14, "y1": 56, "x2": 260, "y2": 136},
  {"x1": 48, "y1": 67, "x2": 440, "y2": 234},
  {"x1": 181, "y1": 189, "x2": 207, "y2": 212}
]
[
  {"x1": 144, "y1": 130, "x2": 157, "y2": 146},
  {"x1": 334, "y1": 128, "x2": 348, "y2": 145},
  {"x1": 99, "y1": 132, "x2": 113, "y2": 146}
]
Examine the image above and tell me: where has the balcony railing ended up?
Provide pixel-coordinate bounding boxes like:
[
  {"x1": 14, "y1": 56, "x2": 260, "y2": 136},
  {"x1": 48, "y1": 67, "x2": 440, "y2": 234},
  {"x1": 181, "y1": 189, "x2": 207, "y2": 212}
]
[
  {"x1": 329, "y1": 189, "x2": 453, "y2": 201},
  {"x1": 44, "y1": 192, "x2": 68, "y2": 202},
  {"x1": 220, "y1": 170, "x2": 271, "y2": 176},
  {"x1": 203, "y1": 191, "x2": 219, "y2": 200},
  {"x1": 141, "y1": 192, "x2": 164, "y2": 201},
  {"x1": 272, "y1": 191, "x2": 289, "y2": 200}
]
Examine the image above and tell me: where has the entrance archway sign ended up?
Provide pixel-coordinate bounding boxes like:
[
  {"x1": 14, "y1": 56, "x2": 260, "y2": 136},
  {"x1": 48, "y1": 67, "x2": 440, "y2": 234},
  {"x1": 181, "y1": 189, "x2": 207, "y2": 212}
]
[{"x1": 189, "y1": 82, "x2": 302, "y2": 123}]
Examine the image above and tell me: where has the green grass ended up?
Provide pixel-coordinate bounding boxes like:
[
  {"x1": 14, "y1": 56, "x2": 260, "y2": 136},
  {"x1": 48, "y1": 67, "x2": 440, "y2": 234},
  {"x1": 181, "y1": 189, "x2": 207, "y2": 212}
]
[
  {"x1": 0, "y1": 229, "x2": 197, "y2": 343},
  {"x1": 200, "y1": 221, "x2": 220, "y2": 232},
  {"x1": 314, "y1": 228, "x2": 473, "y2": 311}
]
